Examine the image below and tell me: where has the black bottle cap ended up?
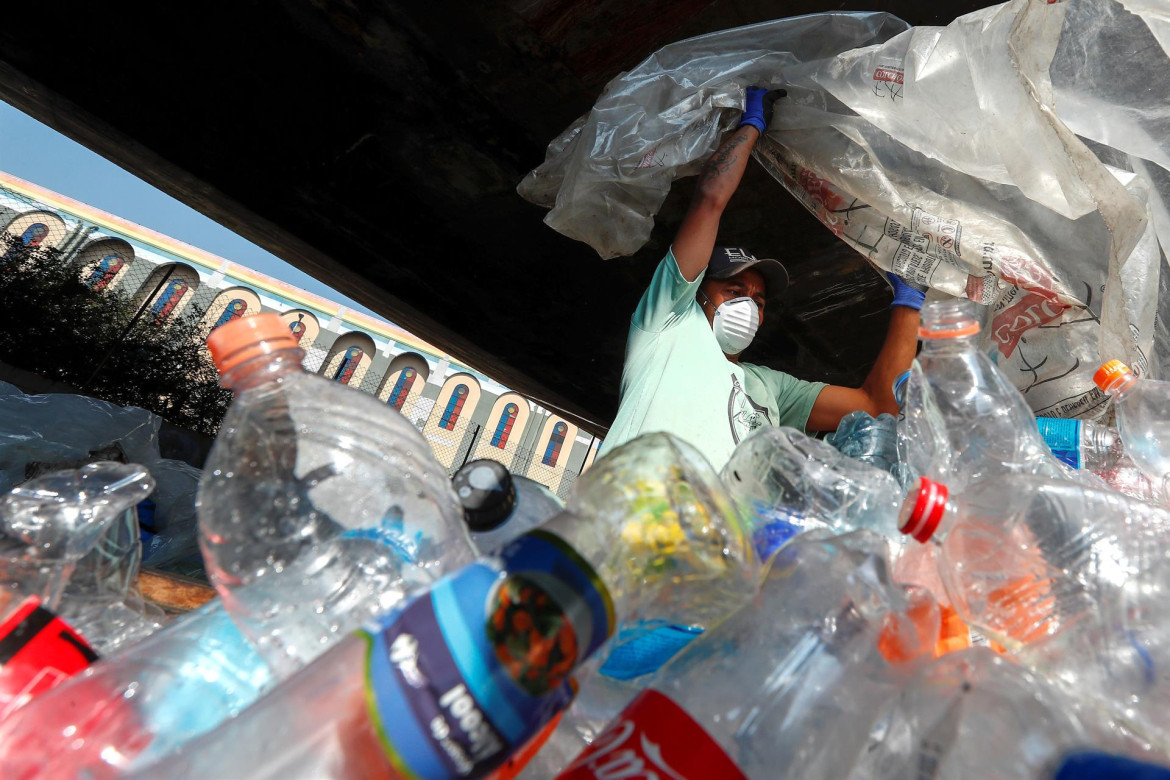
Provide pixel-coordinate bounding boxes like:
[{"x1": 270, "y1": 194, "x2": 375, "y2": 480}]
[{"x1": 452, "y1": 459, "x2": 516, "y2": 532}]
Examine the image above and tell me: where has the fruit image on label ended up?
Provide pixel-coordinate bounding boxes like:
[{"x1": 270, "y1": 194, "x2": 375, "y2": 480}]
[{"x1": 487, "y1": 575, "x2": 578, "y2": 697}]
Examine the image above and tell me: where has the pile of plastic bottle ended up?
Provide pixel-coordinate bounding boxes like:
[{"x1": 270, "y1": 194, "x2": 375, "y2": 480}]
[{"x1": 0, "y1": 304, "x2": 1169, "y2": 779}]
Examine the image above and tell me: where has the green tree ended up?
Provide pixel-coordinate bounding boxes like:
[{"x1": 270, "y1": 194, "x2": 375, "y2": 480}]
[{"x1": 0, "y1": 235, "x2": 231, "y2": 436}]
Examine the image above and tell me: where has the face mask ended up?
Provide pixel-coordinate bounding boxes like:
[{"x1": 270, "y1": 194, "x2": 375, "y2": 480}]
[{"x1": 700, "y1": 292, "x2": 759, "y2": 355}]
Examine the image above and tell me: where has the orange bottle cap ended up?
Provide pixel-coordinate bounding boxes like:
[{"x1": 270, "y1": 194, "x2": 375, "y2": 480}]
[
  {"x1": 1093, "y1": 359, "x2": 1132, "y2": 392},
  {"x1": 206, "y1": 313, "x2": 300, "y2": 375}
]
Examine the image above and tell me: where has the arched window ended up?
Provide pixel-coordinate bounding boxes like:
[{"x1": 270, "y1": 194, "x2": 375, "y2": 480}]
[
  {"x1": 212, "y1": 299, "x2": 248, "y2": 330},
  {"x1": 490, "y1": 403, "x2": 519, "y2": 448},
  {"x1": 150, "y1": 278, "x2": 189, "y2": 321},
  {"x1": 439, "y1": 384, "x2": 468, "y2": 431},
  {"x1": 333, "y1": 347, "x2": 364, "y2": 385},
  {"x1": 289, "y1": 318, "x2": 307, "y2": 343},
  {"x1": 386, "y1": 367, "x2": 418, "y2": 410},
  {"x1": 20, "y1": 223, "x2": 48, "y2": 247},
  {"x1": 86, "y1": 254, "x2": 124, "y2": 291},
  {"x1": 542, "y1": 421, "x2": 568, "y2": 467}
]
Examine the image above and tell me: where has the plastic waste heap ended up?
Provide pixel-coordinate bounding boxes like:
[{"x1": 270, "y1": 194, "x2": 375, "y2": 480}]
[
  {"x1": 1095, "y1": 360, "x2": 1170, "y2": 500},
  {"x1": 451, "y1": 458, "x2": 564, "y2": 555},
  {"x1": 136, "y1": 432, "x2": 758, "y2": 780},
  {"x1": 0, "y1": 313, "x2": 476, "y2": 777}
]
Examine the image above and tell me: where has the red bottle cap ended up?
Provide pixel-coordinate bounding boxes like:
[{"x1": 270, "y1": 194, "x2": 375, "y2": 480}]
[{"x1": 899, "y1": 477, "x2": 950, "y2": 543}]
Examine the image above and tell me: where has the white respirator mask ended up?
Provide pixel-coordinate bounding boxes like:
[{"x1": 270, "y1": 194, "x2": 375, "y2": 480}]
[{"x1": 700, "y1": 291, "x2": 759, "y2": 355}]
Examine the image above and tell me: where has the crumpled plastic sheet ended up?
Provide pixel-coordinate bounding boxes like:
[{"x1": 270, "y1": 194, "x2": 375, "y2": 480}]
[
  {"x1": 521, "y1": 0, "x2": 1170, "y2": 418},
  {"x1": 0, "y1": 381, "x2": 204, "y2": 574}
]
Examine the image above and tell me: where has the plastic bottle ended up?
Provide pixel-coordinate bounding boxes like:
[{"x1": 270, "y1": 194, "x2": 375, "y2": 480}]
[
  {"x1": 452, "y1": 459, "x2": 563, "y2": 555},
  {"x1": 722, "y1": 426, "x2": 904, "y2": 554},
  {"x1": 0, "y1": 314, "x2": 478, "y2": 777},
  {"x1": 1095, "y1": 360, "x2": 1170, "y2": 497},
  {"x1": 133, "y1": 432, "x2": 758, "y2": 780},
  {"x1": 555, "y1": 530, "x2": 937, "y2": 779},
  {"x1": 902, "y1": 299, "x2": 1065, "y2": 492},
  {"x1": 198, "y1": 313, "x2": 475, "y2": 676},
  {"x1": 1035, "y1": 416, "x2": 1121, "y2": 472},
  {"x1": 851, "y1": 649, "x2": 1090, "y2": 779},
  {"x1": 826, "y1": 411, "x2": 900, "y2": 475},
  {"x1": 897, "y1": 473, "x2": 1170, "y2": 750}
]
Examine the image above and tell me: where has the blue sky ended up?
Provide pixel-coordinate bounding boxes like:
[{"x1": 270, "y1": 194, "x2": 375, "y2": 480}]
[{"x1": 0, "y1": 100, "x2": 384, "y2": 319}]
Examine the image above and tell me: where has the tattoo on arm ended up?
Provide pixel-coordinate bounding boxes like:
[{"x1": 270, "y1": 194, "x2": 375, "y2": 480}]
[{"x1": 699, "y1": 132, "x2": 750, "y2": 185}]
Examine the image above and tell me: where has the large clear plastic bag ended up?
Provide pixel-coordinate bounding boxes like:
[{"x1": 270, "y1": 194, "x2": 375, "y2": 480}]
[{"x1": 522, "y1": 1, "x2": 1170, "y2": 417}]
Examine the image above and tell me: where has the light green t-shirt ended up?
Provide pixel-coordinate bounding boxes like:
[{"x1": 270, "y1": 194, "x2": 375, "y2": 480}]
[{"x1": 605, "y1": 249, "x2": 827, "y2": 469}]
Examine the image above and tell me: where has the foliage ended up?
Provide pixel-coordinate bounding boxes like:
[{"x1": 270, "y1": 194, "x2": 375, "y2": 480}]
[{"x1": 0, "y1": 236, "x2": 231, "y2": 435}]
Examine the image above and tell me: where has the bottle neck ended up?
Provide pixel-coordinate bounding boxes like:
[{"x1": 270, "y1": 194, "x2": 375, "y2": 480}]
[
  {"x1": 919, "y1": 334, "x2": 979, "y2": 356},
  {"x1": 1104, "y1": 374, "x2": 1138, "y2": 398},
  {"x1": 219, "y1": 348, "x2": 306, "y2": 392}
]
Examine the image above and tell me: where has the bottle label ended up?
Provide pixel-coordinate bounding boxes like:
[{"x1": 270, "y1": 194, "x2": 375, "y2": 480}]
[
  {"x1": 0, "y1": 596, "x2": 98, "y2": 719},
  {"x1": 1035, "y1": 417, "x2": 1082, "y2": 469},
  {"x1": 599, "y1": 621, "x2": 703, "y2": 681},
  {"x1": 363, "y1": 530, "x2": 613, "y2": 779},
  {"x1": 557, "y1": 690, "x2": 746, "y2": 780}
]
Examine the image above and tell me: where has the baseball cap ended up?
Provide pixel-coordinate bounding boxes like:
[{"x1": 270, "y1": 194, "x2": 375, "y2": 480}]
[{"x1": 707, "y1": 246, "x2": 789, "y2": 299}]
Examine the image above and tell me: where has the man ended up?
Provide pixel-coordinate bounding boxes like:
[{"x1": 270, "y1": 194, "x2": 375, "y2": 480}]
[{"x1": 605, "y1": 87, "x2": 923, "y2": 468}]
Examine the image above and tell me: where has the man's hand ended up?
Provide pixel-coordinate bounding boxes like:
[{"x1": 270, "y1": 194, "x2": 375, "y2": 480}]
[
  {"x1": 738, "y1": 87, "x2": 788, "y2": 135},
  {"x1": 886, "y1": 271, "x2": 926, "y2": 311}
]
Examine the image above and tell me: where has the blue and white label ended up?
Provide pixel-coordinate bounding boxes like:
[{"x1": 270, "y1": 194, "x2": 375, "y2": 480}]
[
  {"x1": 363, "y1": 531, "x2": 613, "y2": 779},
  {"x1": 1036, "y1": 417, "x2": 1082, "y2": 469}
]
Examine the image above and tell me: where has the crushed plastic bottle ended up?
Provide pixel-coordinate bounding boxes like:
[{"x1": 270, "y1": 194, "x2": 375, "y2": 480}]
[
  {"x1": 135, "y1": 432, "x2": 758, "y2": 780},
  {"x1": 826, "y1": 411, "x2": 900, "y2": 475},
  {"x1": 199, "y1": 313, "x2": 475, "y2": 676},
  {"x1": 722, "y1": 426, "x2": 904, "y2": 554},
  {"x1": 0, "y1": 315, "x2": 478, "y2": 777},
  {"x1": 556, "y1": 530, "x2": 936, "y2": 779},
  {"x1": 1095, "y1": 360, "x2": 1170, "y2": 499},
  {"x1": 452, "y1": 459, "x2": 563, "y2": 555},
  {"x1": 899, "y1": 473, "x2": 1170, "y2": 751},
  {"x1": 902, "y1": 300, "x2": 1066, "y2": 493},
  {"x1": 1035, "y1": 417, "x2": 1122, "y2": 472},
  {"x1": 852, "y1": 649, "x2": 1090, "y2": 780}
]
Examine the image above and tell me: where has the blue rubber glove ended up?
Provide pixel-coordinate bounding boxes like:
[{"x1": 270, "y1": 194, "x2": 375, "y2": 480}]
[
  {"x1": 739, "y1": 86, "x2": 787, "y2": 134},
  {"x1": 1054, "y1": 751, "x2": 1170, "y2": 780},
  {"x1": 886, "y1": 271, "x2": 926, "y2": 311}
]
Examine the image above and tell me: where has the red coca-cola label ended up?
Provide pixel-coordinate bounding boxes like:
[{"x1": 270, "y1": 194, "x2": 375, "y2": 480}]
[
  {"x1": 557, "y1": 690, "x2": 746, "y2": 780},
  {"x1": 0, "y1": 596, "x2": 98, "y2": 718},
  {"x1": 991, "y1": 291, "x2": 1070, "y2": 357}
]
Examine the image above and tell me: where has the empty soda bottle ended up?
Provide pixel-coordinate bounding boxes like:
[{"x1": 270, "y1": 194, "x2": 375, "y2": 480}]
[
  {"x1": 135, "y1": 433, "x2": 758, "y2": 780},
  {"x1": 452, "y1": 459, "x2": 563, "y2": 555},
  {"x1": 723, "y1": 426, "x2": 904, "y2": 554},
  {"x1": 199, "y1": 314, "x2": 475, "y2": 676},
  {"x1": 902, "y1": 299, "x2": 1065, "y2": 492},
  {"x1": 899, "y1": 473, "x2": 1170, "y2": 750},
  {"x1": 1095, "y1": 360, "x2": 1170, "y2": 498},
  {"x1": 557, "y1": 530, "x2": 936, "y2": 779}
]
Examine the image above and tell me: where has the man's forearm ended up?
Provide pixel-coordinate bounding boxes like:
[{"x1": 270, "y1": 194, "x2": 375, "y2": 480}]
[
  {"x1": 861, "y1": 306, "x2": 920, "y2": 415},
  {"x1": 694, "y1": 125, "x2": 759, "y2": 209}
]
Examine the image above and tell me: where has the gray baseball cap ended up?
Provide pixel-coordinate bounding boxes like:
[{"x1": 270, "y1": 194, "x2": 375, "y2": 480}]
[{"x1": 707, "y1": 246, "x2": 789, "y2": 299}]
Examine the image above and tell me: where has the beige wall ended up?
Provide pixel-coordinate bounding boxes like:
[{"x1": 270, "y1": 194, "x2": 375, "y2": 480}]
[
  {"x1": 132, "y1": 263, "x2": 202, "y2": 322},
  {"x1": 376, "y1": 352, "x2": 430, "y2": 411},
  {"x1": 320, "y1": 331, "x2": 376, "y2": 387},
  {"x1": 526, "y1": 415, "x2": 578, "y2": 488},
  {"x1": 4, "y1": 210, "x2": 68, "y2": 250},
  {"x1": 75, "y1": 237, "x2": 135, "y2": 292},
  {"x1": 280, "y1": 309, "x2": 320, "y2": 349},
  {"x1": 422, "y1": 373, "x2": 482, "y2": 469}
]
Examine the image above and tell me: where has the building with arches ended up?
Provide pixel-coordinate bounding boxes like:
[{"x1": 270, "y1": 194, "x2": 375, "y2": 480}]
[{"x1": 0, "y1": 170, "x2": 602, "y2": 497}]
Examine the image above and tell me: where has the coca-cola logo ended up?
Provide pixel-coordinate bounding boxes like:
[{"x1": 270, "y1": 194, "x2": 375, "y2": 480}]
[{"x1": 991, "y1": 292, "x2": 1069, "y2": 357}]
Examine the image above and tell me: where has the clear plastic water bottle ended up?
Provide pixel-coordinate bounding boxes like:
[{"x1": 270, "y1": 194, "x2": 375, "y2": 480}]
[
  {"x1": 1035, "y1": 417, "x2": 1121, "y2": 472},
  {"x1": 1095, "y1": 360, "x2": 1170, "y2": 497},
  {"x1": 556, "y1": 530, "x2": 936, "y2": 780},
  {"x1": 826, "y1": 411, "x2": 900, "y2": 475},
  {"x1": 852, "y1": 648, "x2": 1090, "y2": 779},
  {"x1": 897, "y1": 473, "x2": 1170, "y2": 750},
  {"x1": 902, "y1": 300, "x2": 1064, "y2": 492},
  {"x1": 135, "y1": 433, "x2": 758, "y2": 780},
  {"x1": 199, "y1": 314, "x2": 475, "y2": 676},
  {"x1": 452, "y1": 459, "x2": 563, "y2": 555},
  {"x1": 722, "y1": 426, "x2": 904, "y2": 554}
]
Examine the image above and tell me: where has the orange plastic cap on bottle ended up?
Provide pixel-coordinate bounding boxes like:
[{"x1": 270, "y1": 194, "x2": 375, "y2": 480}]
[
  {"x1": 1093, "y1": 359, "x2": 1132, "y2": 393},
  {"x1": 206, "y1": 313, "x2": 300, "y2": 376}
]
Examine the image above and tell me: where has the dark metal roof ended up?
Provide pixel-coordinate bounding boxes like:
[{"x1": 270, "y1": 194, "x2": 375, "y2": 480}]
[{"x1": 0, "y1": 1, "x2": 989, "y2": 434}]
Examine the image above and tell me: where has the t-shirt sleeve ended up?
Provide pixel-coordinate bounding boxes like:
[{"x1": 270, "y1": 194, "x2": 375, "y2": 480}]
[
  {"x1": 631, "y1": 247, "x2": 704, "y2": 333},
  {"x1": 766, "y1": 370, "x2": 828, "y2": 432}
]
